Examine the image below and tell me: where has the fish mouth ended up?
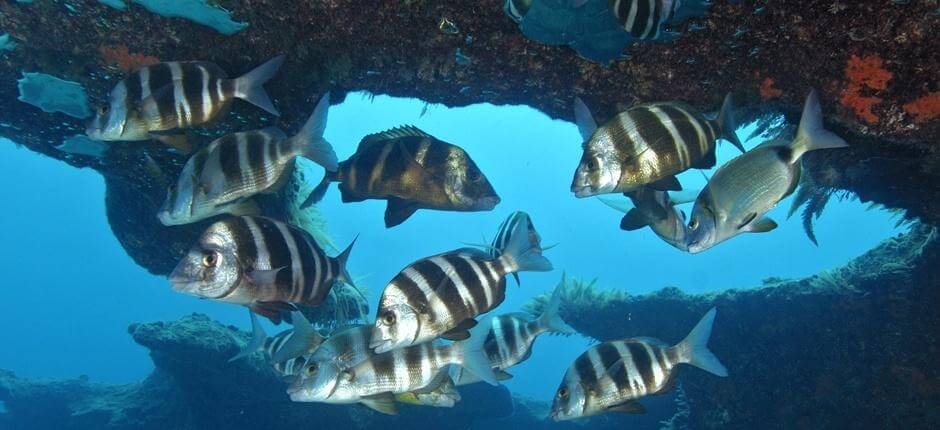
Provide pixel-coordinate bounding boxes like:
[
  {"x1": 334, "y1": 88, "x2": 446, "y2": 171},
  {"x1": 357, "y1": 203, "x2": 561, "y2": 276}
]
[
  {"x1": 478, "y1": 196, "x2": 501, "y2": 210},
  {"x1": 571, "y1": 185, "x2": 595, "y2": 198}
]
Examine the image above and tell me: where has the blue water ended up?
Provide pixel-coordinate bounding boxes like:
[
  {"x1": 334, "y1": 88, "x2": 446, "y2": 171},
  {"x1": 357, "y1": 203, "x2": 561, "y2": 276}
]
[{"x1": 0, "y1": 94, "x2": 903, "y2": 400}]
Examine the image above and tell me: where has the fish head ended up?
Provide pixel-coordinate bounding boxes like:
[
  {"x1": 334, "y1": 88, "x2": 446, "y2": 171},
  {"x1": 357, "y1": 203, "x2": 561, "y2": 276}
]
[
  {"x1": 444, "y1": 148, "x2": 500, "y2": 211},
  {"x1": 571, "y1": 142, "x2": 622, "y2": 198},
  {"x1": 370, "y1": 288, "x2": 420, "y2": 354},
  {"x1": 169, "y1": 221, "x2": 242, "y2": 300},
  {"x1": 85, "y1": 102, "x2": 129, "y2": 141},
  {"x1": 287, "y1": 359, "x2": 344, "y2": 402},
  {"x1": 157, "y1": 180, "x2": 196, "y2": 226},
  {"x1": 686, "y1": 197, "x2": 720, "y2": 253},
  {"x1": 550, "y1": 376, "x2": 588, "y2": 421}
]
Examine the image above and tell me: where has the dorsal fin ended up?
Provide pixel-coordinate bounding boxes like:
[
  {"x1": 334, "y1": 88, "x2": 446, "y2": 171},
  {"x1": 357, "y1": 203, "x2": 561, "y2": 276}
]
[{"x1": 359, "y1": 125, "x2": 433, "y2": 149}]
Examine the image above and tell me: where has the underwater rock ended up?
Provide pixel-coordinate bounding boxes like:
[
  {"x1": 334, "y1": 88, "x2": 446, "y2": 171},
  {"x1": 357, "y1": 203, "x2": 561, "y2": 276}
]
[{"x1": 526, "y1": 223, "x2": 940, "y2": 429}]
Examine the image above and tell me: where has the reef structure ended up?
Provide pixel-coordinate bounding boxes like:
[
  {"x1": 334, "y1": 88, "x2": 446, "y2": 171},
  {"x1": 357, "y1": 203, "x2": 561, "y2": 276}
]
[{"x1": 0, "y1": 0, "x2": 937, "y2": 274}]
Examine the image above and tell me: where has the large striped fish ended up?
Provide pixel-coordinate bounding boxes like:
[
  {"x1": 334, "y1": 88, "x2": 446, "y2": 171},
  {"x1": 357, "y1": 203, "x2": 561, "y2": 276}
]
[
  {"x1": 487, "y1": 211, "x2": 544, "y2": 285},
  {"x1": 169, "y1": 216, "x2": 354, "y2": 324},
  {"x1": 598, "y1": 187, "x2": 698, "y2": 251},
  {"x1": 551, "y1": 308, "x2": 728, "y2": 420},
  {"x1": 686, "y1": 90, "x2": 848, "y2": 253},
  {"x1": 452, "y1": 281, "x2": 575, "y2": 386},
  {"x1": 86, "y1": 56, "x2": 283, "y2": 146},
  {"x1": 370, "y1": 217, "x2": 553, "y2": 354},
  {"x1": 228, "y1": 311, "x2": 325, "y2": 373},
  {"x1": 608, "y1": 0, "x2": 712, "y2": 41},
  {"x1": 571, "y1": 94, "x2": 743, "y2": 197},
  {"x1": 303, "y1": 126, "x2": 500, "y2": 228},
  {"x1": 299, "y1": 324, "x2": 497, "y2": 414},
  {"x1": 287, "y1": 325, "x2": 462, "y2": 412},
  {"x1": 157, "y1": 93, "x2": 337, "y2": 226}
]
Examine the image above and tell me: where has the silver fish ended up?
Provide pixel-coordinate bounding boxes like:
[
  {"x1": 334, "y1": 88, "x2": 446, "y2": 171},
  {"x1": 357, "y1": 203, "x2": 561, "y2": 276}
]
[
  {"x1": 370, "y1": 218, "x2": 552, "y2": 354},
  {"x1": 551, "y1": 308, "x2": 727, "y2": 421},
  {"x1": 157, "y1": 93, "x2": 337, "y2": 226},
  {"x1": 685, "y1": 90, "x2": 848, "y2": 253},
  {"x1": 598, "y1": 187, "x2": 698, "y2": 251},
  {"x1": 228, "y1": 311, "x2": 325, "y2": 372}
]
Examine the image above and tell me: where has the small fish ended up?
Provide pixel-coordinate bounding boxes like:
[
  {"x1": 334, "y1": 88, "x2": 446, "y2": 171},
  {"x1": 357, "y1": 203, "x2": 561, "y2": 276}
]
[
  {"x1": 228, "y1": 311, "x2": 325, "y2": 372},
  {"x1": 370, "y1": 218, "x2": 552, "y2": 354},
  {"x1": 86, "y1": 56, "x2": 284, "y2": 146},
  {"x1": 169, "y1": 216, "x2": 355, "y2": 324},
  {"x1": 571, "y1": 94, "x2": 742, "y2": 197},
  {"x1": 551, "y1": 308, "x2": 728, "y2": 421},
  {"x1": 311, "y1": 325, "x2": 497, "y2": 415},
  {"x1": 303, "y1": 126, "x2": 500, "y2": 228},
  {"x1": 487, "y1": 211, "x2": 545, "y2": 285},
  {"x1": 598, "y1": 187, "x2": 698, "y2": 251},
  {"x1": 452, "y1": 281, "x2": 575, "y2": 386},
  {"x1": 609, "y1": 0, "x2": 713, "y2": 41},
  {"x1": 157, "y1": 93, "x2": 337, "y2": 226},
  {"x1": 685, "y1": 90, "x2": 848, "y2": 253}
]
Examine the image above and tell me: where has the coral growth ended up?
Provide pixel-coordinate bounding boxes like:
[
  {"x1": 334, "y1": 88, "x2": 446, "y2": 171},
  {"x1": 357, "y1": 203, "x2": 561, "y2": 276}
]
[
  {"x1": 903, "y1": 91, "x2": 940, "y2": 124},
  {"x1": 758, "y1": 77, "x2": 783, "y2": 101},
  {"x1": 97, "y1": 44, "x2": 159, "y2": 72},
  {"x1": 839, "y1": 54, "x2": 893, "y2": 124}
]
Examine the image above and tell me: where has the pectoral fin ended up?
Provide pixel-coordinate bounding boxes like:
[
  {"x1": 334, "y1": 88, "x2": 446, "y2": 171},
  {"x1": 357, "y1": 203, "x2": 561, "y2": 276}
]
[
  {"x1": 648, "y1": 175, "x2": 682, "y2": 191},
  {"x1": 151, "y1": 134, "x2": 192, "y2": 154},
  {"x1": 246, "y1": 267, "x2": 285, "y2": 285},
  {"x1": 440, "y1": 318, "x2": 478, "y2": 341},
  {"x1": 249, "y1": 301, "x2": 294, "y2": 324},
  {"x1": 746, "y1": 216, "x2": 778, "y2": 233},
  {"x1": 620, "y1": 209, "x2": 650, "y2": 231},
  {"x1": 606, "y1": 399, "x2": 647, "y2": 414},
  {"x1": 384, "y1": 198, "x2": 420, "y2": 228},
  {"x1": 361, "y1": 393, "x2": 398, "y2": 415},
  {"x1": 495, "y1": 370, "x2": 514, "y2": 381}
]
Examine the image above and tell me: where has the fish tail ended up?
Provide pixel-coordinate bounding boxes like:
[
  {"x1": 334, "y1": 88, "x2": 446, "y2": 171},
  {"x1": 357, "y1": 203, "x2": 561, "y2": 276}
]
[
  {"x1": 670, "y1": 308, "x2": 728, "y2": 377},
  {"x1": 453, "y1": 322, "x2": 499, "y2": 386},
  {"x1": 332, "y1": 235, "x2": 357, "y2": 287},
  {"x1": 300, "y1": 171, "x2": 335, "y2": 209},
  {"x1": 232, "y1": 54, "x2": 285, "y2": 116},
  {"x1": 717, "y1": 93, "x2": 745, "y2": 153},
  {"x1": 270, "y1": 311, "x2": 324, "y2": 363},
  {"x1": 498, "y1": 216, "x2": 552, "y2": 274},
  {"x1": 537, "y1": 281, "x2": 575, "y2": 335},
  {"x1": 288, "y1": 92, "x2": 338, "y2": 172},
  {"x1": 228, "y1": 311, "x2": 267, "y2": 362},
  {"x1": 790, "y1": 89, "x2": 848, "y2": 162}
]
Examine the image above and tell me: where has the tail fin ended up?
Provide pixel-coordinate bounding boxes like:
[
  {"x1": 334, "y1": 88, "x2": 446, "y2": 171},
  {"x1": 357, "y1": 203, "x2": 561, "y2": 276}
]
[
  {"x1": 453, "y1": 321, "x2": 499, "y2": 386},
  {"x1": 287, "y1": 92, "x2": 338, "y2": 171},
  {"x1": 233, "y1": 55, "x2": 285, "y2": 116},
  {"x1": 300, "y1": 171, "x2": 334, "y2": 209},
  {"x1": 670, "y1": 308, "x2": 728, "y2": 377},
  {"x1": 717, "y1": 93, "x2": 745, "y2": 153},
  {"x1": 228, "y1": 311, "x2": 267, "y2": 362},
  {"x1": 270, "y1": 311, "x2": 324, "y2": 363},
  {"x1": 537, "y1": 282, "x2": 576, "y2": 335},
  {"x1": 498, "y1": 218, "x2": 553, "y2": 274},
  {"x1": 788, "y1": 89, "x2": 848, "y2": 162},
  {"x1": 332, "y1": 236, "x2": 357, "y2": 287}
]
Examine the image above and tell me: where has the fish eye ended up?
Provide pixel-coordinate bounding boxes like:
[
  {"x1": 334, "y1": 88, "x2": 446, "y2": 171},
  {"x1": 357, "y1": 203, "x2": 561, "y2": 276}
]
[
  {"x1": 304, "y1": 363, "x2": 318, "y2": 376},
  {"x1": 98, "y1": 106, "x2": 109, "y2": 115},
  {"x1": 381, "y1": 311, "x2": 397, "y2": 326},
  {"x1": 467, "y1": 169, "x2": 481, "y2": 182},
  {"x1": 688, "y1": 219, "x2": 699, "y2": 230},
  {"x1": 586, "y1": 158, "x2": 597, "y2": 170},
  {"x1": 202, "y1": 252, "x2": 219, "y2": 268},
  {"x1": 557, "y1": 387, "x2": 569, "y2": 399}
]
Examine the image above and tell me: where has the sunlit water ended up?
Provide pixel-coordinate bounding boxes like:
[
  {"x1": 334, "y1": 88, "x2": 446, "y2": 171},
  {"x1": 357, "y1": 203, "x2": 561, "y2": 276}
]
[{"x1": 0, "y1": 94, "x2": 902, "y2": 399}]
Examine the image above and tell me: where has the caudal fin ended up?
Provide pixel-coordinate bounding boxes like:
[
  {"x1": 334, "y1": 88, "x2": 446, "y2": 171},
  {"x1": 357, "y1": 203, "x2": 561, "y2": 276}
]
[
  {"x1": 300, "y1": 172, "x2": 334, "y2": 209},
  {"x1": 717, "y1": 93, "x2": 745, "y2": 153},
  {"x1": 537, "y1": 281, "x2": 576, "y2": 335},
  {"x1": 790, "y1": 89, "x2": 848, "y2": 162},
  {"x1": 670, "y1": 308, "x2": 728, "y2": 377},
  {"x1": 233, "y1": 55, "x2": 285, "y2": 116},
  {"x1": 498, "y1": 216, "x2": 553, "y2": 274},
  {"x1": 229, "y1": 311, "x2": 267, "y2": 362},
  {"x1": 270, "y1": 311, "x2": 324, "y2": 363},
  {"x1": 454, "y1": 321, "x2": 499, "y2": 386},
  {"x1": 288, "y1": 92, "x2": 338, "y2": 171}
]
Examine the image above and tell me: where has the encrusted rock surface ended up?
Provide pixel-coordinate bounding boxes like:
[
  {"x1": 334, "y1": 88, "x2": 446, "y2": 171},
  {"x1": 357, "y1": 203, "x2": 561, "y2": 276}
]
[{"x1": 0, "y1": 0, "x2": 937, "y2": 273}]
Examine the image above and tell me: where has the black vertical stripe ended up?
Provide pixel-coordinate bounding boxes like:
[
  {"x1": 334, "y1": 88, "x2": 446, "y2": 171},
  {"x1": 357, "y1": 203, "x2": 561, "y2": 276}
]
[
  {"x1": 393, "y1": 273, "x2": 430, "y2": 314},
  {"x1": 574, "y1": 352, "x2": 598, "y2": 385},
  {"x1": 254, "y1": 218, "x2": 294, "y2": 289},
  {"x1": 227, "y1": 217, "x2": 259, "y2": 268},
  {"x1": 631, "y1": 0, "x2": 651, "y2": 37},
  {"x1": 446, "y1": 254, "x2": 489, "y2": 312},
  {"x1": 647, "y1": 0, "x2": 662, "y2": 38},
  {"x1": 350, "y1": 141, "x2": 389, "y2": 194},
  {"x1": 182, "y1": 64, "x2": 205, "y2": 125},
  {"x1": 616, "y1": 0, "x2": 631, "y2": 27},
  {"x1": 296, "y1": 234, "x2": 322, "y2": 304},
  {"x1": 371, "y1": 352, "x2": 395, "y2": 384},
  {"x1": 413, "y1": 259, "x2": 467, "y2": 323},
  {"x1": 631, "y1": 107, "x2": 676, "y2": 154},
  {"x1": 660, "y1": 104, "x2": 705, "y2": 160},
  {"x1": 246, "y1": 132, "x2": 269, "y2": 185},
  {"x1": 627, "y1": 342, "x2": 655, "y2": 392},
  {"x1": 483, "y1": 324, "x2": 501, "y2": 362},
  {"x1": 218, "y1": 135, "x2": 244, "y2": 183},
  {"x1": 147, "y1": 63, "x2": 173, "y2": 99}
]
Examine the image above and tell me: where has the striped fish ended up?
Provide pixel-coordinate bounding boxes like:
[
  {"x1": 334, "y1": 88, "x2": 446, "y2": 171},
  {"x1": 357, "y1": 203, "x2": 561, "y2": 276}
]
[
  {"x1": 228, "y1": 311, "x2": 325, "y2": 375},
  {"x1": 608, "y1": 0, "x2": 712, "y2": 40},
  {"x1": 158, "y1": 93, "x2": 338, "y2": 226},
  {"x1": 86, "y1": 55, "x2": 283, "y2": 145},
  {"x1": 452, "y1": 281, "x2": 575, "y2": 386},
  {"x1": 303, "y1": 126, "x2": 500, "y2": 228},
  {"x1": 287, "y1": 325, "x2": 461, "y2": 412},
  {"x1": 308, "y1": 324, "x2": 496, "y2": 414},
  {"x1": 370, "y1": 216, "x2": 553, "y2": 354},
  {"x1": 169, "y1": 216, "x2": 354, "y2": 324},
  {"x1": 550, "y1": 308, "x2": 728, "y2": 420},
  {"x1": 598, "y1": 187, "x2": 698, "y2": 251},
  {"x1": 571, "y1": 94, "x2": 743, "y2": 197},
  {"x1": 487, "y1": 211, "x2": 544, "y2": 285}
]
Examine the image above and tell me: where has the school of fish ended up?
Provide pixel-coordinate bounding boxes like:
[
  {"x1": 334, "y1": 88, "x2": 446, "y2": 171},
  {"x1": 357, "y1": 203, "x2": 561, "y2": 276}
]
[{"x1": 78, "y1": 0, "x2": 852, "y2": 417}]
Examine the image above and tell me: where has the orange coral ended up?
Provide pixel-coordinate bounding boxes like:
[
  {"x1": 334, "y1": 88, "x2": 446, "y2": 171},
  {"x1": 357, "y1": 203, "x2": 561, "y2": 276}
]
[
  {"x1": 839, "y1": 54, "x2": 892, "y2": 124},
  {"x1": 98, "y1": 44, "x2": 159, "y2": 72},
  {"x1": 902, "y1": 92, "x2": 940, "y2": 124},
  {"x1": 759, "y1": 77, "x2": 783, "y2": 100}
]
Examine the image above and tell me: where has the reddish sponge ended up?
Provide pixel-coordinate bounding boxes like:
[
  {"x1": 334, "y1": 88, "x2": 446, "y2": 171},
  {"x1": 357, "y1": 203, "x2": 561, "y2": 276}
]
[
  {"x1": 903, "y1": 92, "x2": 940, "y2": 124},
  {"x1": 839, "y1": 55, "x2": 893, "y2": 124}
]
